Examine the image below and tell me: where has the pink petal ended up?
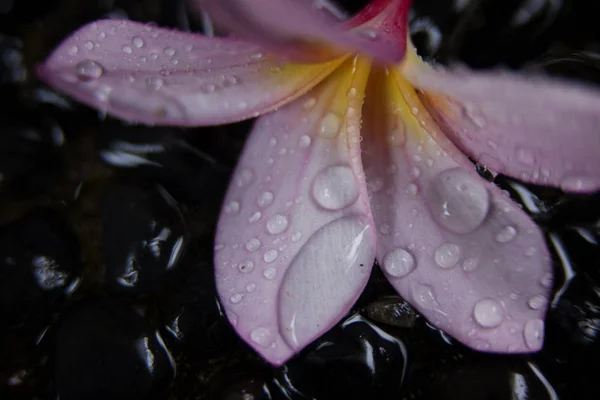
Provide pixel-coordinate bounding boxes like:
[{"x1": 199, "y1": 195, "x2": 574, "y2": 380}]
[
  {"x1": 214, "y1": 57, "x2": 376, "y2": 366},
  {"x1": 361, "y1": 68, "x2": 553, "y2": 353},
  {"x1": 195, "y1": 0, "x2": 411, "y2": 63},
  {"x1": 36, "y1": 20, "x2": 344, "y2": 126},
  {"x1": 403, "y1": 54, "x2": 600, "y2": 193}
]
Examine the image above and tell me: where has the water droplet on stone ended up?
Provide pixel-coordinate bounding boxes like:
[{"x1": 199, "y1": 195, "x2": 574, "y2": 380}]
[
  {"x1": 524, "y1": 319, "x2": 544, "y2": 349},
  {"x1": 496, "y1": 226, "x2": 517, "y2": 243},
  {"x1": 230, "y1": 293, "x2": 243, "y2": 304},
  {"x1": 312, "y1": 165, "x2": 358, "y2": 210},
  {"x1": 298, "y1": 135, "x2": 312, "y2": 148},
  {"x1": 263, "y1": 267, "x2": 276, "y2": 280},
  {"x1": 473, "y1": 298, "x2": 504, "y2": 328},
  {"x1": 527, "y1": 295, "x2": 546, "y2": 310},
  {"x1": 249, "y1": 211, "x2": 262, "y2": 223},
  {"x1": 75, "y1": 59, "x2": 104, "y2": 81},
  {"x1": 434, "y1": 243, "x2": 460, "y2": 269},
  {"x1": 382, "y1": 248, "x2": 415, "y2": 278},
  {"x1": 245, "y1": 238, "x2": 261, "y2": 252},
  {"x1": 263, "y1": 249, "x2": 278, "y2": 263},
  {"x1": 318, "y1": 112, "x2": 341, "y2": 138},
  {"x1": 250, "y1": 327, "x2": 273, "y2": 347},
  {"x1": 239, "y1": 261, "x2": 255, "y2": 273},
  {"x1": 266, "y1": 214, "x2": 289, "y2": 235},
  {"x1": 428, "y1": 168, "x2": 490, "y2": 234},
  {"x1": 225, "y1": 200, "x2": 242, "y2": 215}
]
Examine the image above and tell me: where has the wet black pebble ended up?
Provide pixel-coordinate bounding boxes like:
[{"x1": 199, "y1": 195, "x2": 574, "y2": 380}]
[
  {"x1": 54, "y1": 296, "x2": 175, "y2": 400},
  {"x1": 101, "y1": 184, "x2": 187, "y2": 294}
]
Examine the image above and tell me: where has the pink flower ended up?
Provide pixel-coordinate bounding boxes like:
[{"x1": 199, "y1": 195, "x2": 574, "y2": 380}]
[{"x1": 37, "y1": 0, "x2": 600, "y2": 366}]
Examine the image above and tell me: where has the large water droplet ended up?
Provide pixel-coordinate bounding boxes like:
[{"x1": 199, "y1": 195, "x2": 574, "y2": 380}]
[
  {"x1": 434, "y1": 243, "x2": 460, "y2": 269},
  {"x1": 266, "y1": 214, "x2": 289, "y2": 235},
  {"x1": 496, "y1": 226, "x2": 517, "y2": 243},
  {"x1": 312, "y1": 165, "x2": 359, "y2": 210},
  {"x1": 473, "y1": 298, "x2": 504, "y2": 328},
  {"x1": 524, "y1": 319, "x2": 544, "y2": 349},
  {"x1": 382, "y1": 248, "x2": 415, "y2": 278},
  {"x1": 428, "y1": 168, "x2": 490, "y2": 234},
  {"x1": 278, "y1": 216, "x2": 375, "y2": 349},
  {"x1": 250, "y1": 327, "x2": 273, "y2": 347},
  {"x1": 75, "y1": 59, "x2": 104, "y2": 81}
]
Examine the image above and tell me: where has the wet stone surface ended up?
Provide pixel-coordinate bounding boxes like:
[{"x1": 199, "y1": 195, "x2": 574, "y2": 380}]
[{"x1": 1, "y1": 0, "x2": 600, "y2": 399}]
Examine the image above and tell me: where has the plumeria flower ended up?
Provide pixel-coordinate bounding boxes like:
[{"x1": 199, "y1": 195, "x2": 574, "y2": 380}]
[{"x1": 37, "y1": 0, "x2": 600, "y2": 366}]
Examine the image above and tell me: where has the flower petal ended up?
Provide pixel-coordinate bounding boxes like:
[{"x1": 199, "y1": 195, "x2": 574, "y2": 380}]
[
  {"x1": 402, "y1": 49, "x2": 600, "y2": 193},
  {"x1": 37, "y1": 19, "x2": 344, "y2": 126},
  {"x1": 195, "y1": 0, "x2": 411, "y2": 63},
  {"x1": 214, "y1": 57, "x2": 376, "y2": 365},
  {"x1": 361, "y1": 68, "x2": 552, "y2": 353}
]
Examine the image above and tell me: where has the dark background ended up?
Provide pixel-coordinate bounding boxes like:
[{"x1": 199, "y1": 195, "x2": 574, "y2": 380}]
[{"x1": 1, "y1": 0, "x2": 599, "y2": 399}]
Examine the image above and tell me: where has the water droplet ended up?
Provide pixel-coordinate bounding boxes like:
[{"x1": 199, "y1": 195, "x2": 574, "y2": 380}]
[
  {"x1": 84, "y1": 41, "x2": 94, "y2": 50},
  {"x1": 560, "y1": 175, "x2": 599, "y2": 192},
  {"x1": 318, "y1": 112, "x2": 341, "y2": 138},
  {"x1": 362, "y1": 29, "x2": 379, "y2": 39},
  {"x1": 264, "y1": 249, "x2": 278, "y2": 263},
  {"x1": 132, "y1": 36, "x2": 144, "y2": 48},
  {"x1": 496, "y1": 226, "x2": 517, "y2": 243},
  {"x1": 473, "y1": 298, "x2": 504, "y2": 328},
  {"x1": 246, "y1": 282, "x2": 257, "y2": 292},
  {"x1": 410, "y1": 167, "x2": 420, "y2": 179},
  {"x1": 250, "y1": 327, "x2": 273, "y2": 347},
  {"x1": 524, "y1": 319, "x2": 544, "y2": 349},
  {"x1": 370, "y1": 177, "x2": 384, "y2": 192},
  {"x1": 75, "y1": 59, "x2": 104, "y2": 81},
  {"x1": 517, "y1": 148, "x2": 535, "y2": 165},
  {"x1": 245, "y1": 238, "x2": 261, "y2": 252},
  {"x1": 382, "y1": 248, "x2": 415, "y2": 278},
  {"x1": 540, "y1": 273, "x2": 552, "y2": 288},
  {"x1": 298, "y1": 135, "x2": 312, "y2": 148},
  {"x1": 291, "y1": 232, "x2": 302, "y2": 242},
  {"x1": 462, "y1": 257, "x2": 479, "y2": 272},
  {"x1": 68, "y1": 46, "x2": 79, "y2": 55},
  {"x1": 303, "y1": 97, "x2": 316, "y2": 110},
  {"x1": 428, "y1": 168, "x2": 490, "y2": 234},
  {"x1": 249, "y1": 211, "x2": 262, "y2": 223},
  {"x1": 527, "y1": 295, "x2": 546, "y2": 310},
  {"x1": 145, "y1": 77, "x2": 164, "y2": 90},
  {"x1": 224, "y1": 201, "x2": 240, "y2": 215},
  {"x1": 164, "y1": 47, "x2": 176, "y2": 56},
  {"x1": 236, "y1": 168, "x2": 254, "y2": 187},
  {"x1": 386, "y1": 124, "x2": 406, "y2": 147},
  {"x1": 239, "y1": 261, "x2": 255, "y2": 273},
  {"x1": 250, "y1": 52, "x2": 264, "y2": 61},
  {"x1": 263, "y1": 267, "x2": 276, "y2": 280},
  {"x1": 434, "y1": 243, "x2": 460, "y2": 269},
  {"x1": 312, "y1": 165, "x2": 358, "y2": 210},
  {"x1": 266, "y1": 214, "x2": 289, "y2": 235},
  {"x1": 230, "y1": 293, "x2": 243, "y2": 304},
  {"x1": 257, "y1": 191, "x2": 274, "y2": 208},
  {"x1": 121, "y1": 45, "x2": 132, "y2": 54},
  {"x1": 405, "y1": 183, "x2": 418, "y2": 196}
]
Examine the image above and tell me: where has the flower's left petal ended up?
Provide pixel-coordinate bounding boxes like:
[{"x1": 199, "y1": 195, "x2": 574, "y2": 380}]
[
  {"x1": 403, "y1": 50, "x2": 600, "y2": 193},
  {"x1": 362, "y1": 68, "x2": 552, "y2": 353},
  {"x1": 215, "y1": 57, "x2": 376, "y2": 365},
  {"x1": 196, "y1": 0, "x2": 411, "y2": 63},
  {"x1": 37, "y1": 20, "x2": 344, "y2": 126}
]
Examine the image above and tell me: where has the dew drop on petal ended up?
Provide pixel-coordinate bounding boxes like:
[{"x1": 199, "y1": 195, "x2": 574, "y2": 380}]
[
  {"x1": 245, "y1": 238, "x2": 261, "y2": 252},
  {"x1": 122, "y1": 45, "x2": 132, "y2": 54},
  {"x1": 75, "y1": 59, "x2": 104, "y2": 81},
  {"x1": 428, "y1": 168, "x2": 490, "y2": 234},
  {"x1": 524, "y1": 319, "x2": 545, "y2": 349},
  {"x1": 473, "y1": 298, "x2": 504, "y2": 328},
  {"x1": 434, "y1": 243, "x2": 460, "y2": 269},
  {"x1": 298, "y1": 135, "x2": 312, "y2": 148},
  {"x1": 257, "y1": 191, "x2": 274, "y2": 208},
  {"x1": 250, "y1": 327, "x2": 273, "y2": 347},
  {"x1": 382, "y1": 248, "x2": 415, "y2": 278},
  {"x1": 238, "y1": 261, "x2": 255, "y2": 274},
  {"x1": 312, "y1": 165, "x2": 358, "y2": 210},
  {"x1": 462, "y1": 257, "x2": 479, "y2": 272},
  {"x1": 263, "y1": 249, "x2": 278, "y2": 263},
  {"x1": 249, "y1": 211, "x2": 262, "y2": 223},
  {"x1": 132, "y1": 36, "x2": 144, "y2": 48},
  {"x1": 527, "y1": 295, "x2": 546, "y2": 310},
  {"x1": 263, "y1": 267, "x2": 276, "y2": 280},
  {"x1": 318, "y1": 112, "x2": 341, "y2": 138},
  {"x1": 266, "y1": 214, "x2": 289, "y2": 235},
  {"x1": 230, "y1": 293, "x2": 243, "y2": 304},
  {"x1": 224, "y1": 201, "x2": 240, "y2": 215},
  {"x1": 496, "y1": 226, "x2": 517, "y2": 243}
]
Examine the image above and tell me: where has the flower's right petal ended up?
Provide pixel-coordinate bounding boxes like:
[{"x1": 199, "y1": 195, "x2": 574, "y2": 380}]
[
  {"x1": 215, "y1": 56, "x2": 376, "y2": 366},
  {"x1": 37, "y1": 20, "x2": 344, "y2": 126},
  {"x1": 195, "y1": 0, "x2": 411, "y2": 63}
]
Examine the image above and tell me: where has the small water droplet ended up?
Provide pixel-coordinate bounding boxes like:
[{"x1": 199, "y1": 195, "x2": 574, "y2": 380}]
[
  {"x1": 263, "y1": 267, "x2": 276, "y2": 279},
  {"x1": 517, "y1": 148, "x2": 535, "y2": 165},
  {"x1": 370, "y1": 177, "x2": 384, "y2": 192},
  {"x1": 239, "y1": 261, "x2": 255, "y2": 273},
  {"x1": 264, "y1": 249, "x2": 278, "y2": 263},
  {"x1": 68, "y1": 46, "x2": 79, "y2": 55},
  {"x1": 132, "y1": 36, "x2": 144, "y2": 48},
  {"x1": 230, "y1": 293, "x2": 243, "y2": 304},
  {"x1": 236, "y1": 168, "x2": 254, "y2": 187},
  {"x1": 434, "y1": 243, "x2": 460, "y2": 269},
  {"x1": 525, "y1": 247, "x2": 537, "y2": 256},
  {"x1": 246, "y1": 282, "x2": 257, "y2": 292},
  {"x1": 291, "y1": 232, "x2": 302, "y2": 242},
  {"x1": 560, "y1": 175, "x2": 599, "y2": 192},
  {"x1": 473, "y1": 298, "x2": 504, "y2": 328},
  {"x1": 84, "y1": 41, "x2": 94, "y2": 50},
  {"x1": 540, "y1": 273, "x2": 552, "y2": 288},
  {"x1": 257, "y1": 191, "x2": 274, "y2": 208},
  {"x1": 462, "y1": 257, "x2": 479, "y2": 272},
  {"x1": 145, "y1": 77, "x2": 164, "y2": 90},
  {"x1": 318, "y1": 112, "x2": 342, "y2": 138},
  {"x1": 527, "y1": 295, "x2": 546, "y2": 310},
  {"x1": 524, "y1": 319, "x2": 544, "y2": 349},
  {"x1": 428, "y1": 168, "x2": 490, "y2": 234},
  {"x1": 164, "y1": 47, "x2": 176, "y2": 56},
  {"x1": 303, "y1": 97, "x2": 316, "y2": 110},
  {"x1": 250, "y1": 52, "x2": 264, "y2": 61},
  {"x1": 122, "y1": 45, "x2": 132, "y2": 54},
  {"x1": 298, "y1": 135, "x2": 312, "y2": 148},
  {"x1": 382, "y1": 248, "x2": 415, "y2": 278},
  {"x1": 75, "y1": 59, "x2": 104, "y2": 81},
  {"x1": 250, "y1": 327, "x2": 273, "y2": 347},
  {"x1": 312, "y1": 165, "x2": 358, "y2": 210},
  {"x1": 405, "y1": 183, "x2": 418, "y2": 196},
  {"x1": 266, "y1": 214, "x2": 289, "y2": 235},
  {"x1": 496, "y1": 226, "x2": 517, "y2": 243},
  {"x1": 249, "y1": 211, "x2": 262, "y2": 223},
  {"x1": 362, "y1": 29, "x2": 379, "y2": 39},
  {"x1": 224, "y1": 200, "x2": 240, "y2": 215},
  {"x1": 245, "y1": 238, "x2": 261, "y2": 252}
]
